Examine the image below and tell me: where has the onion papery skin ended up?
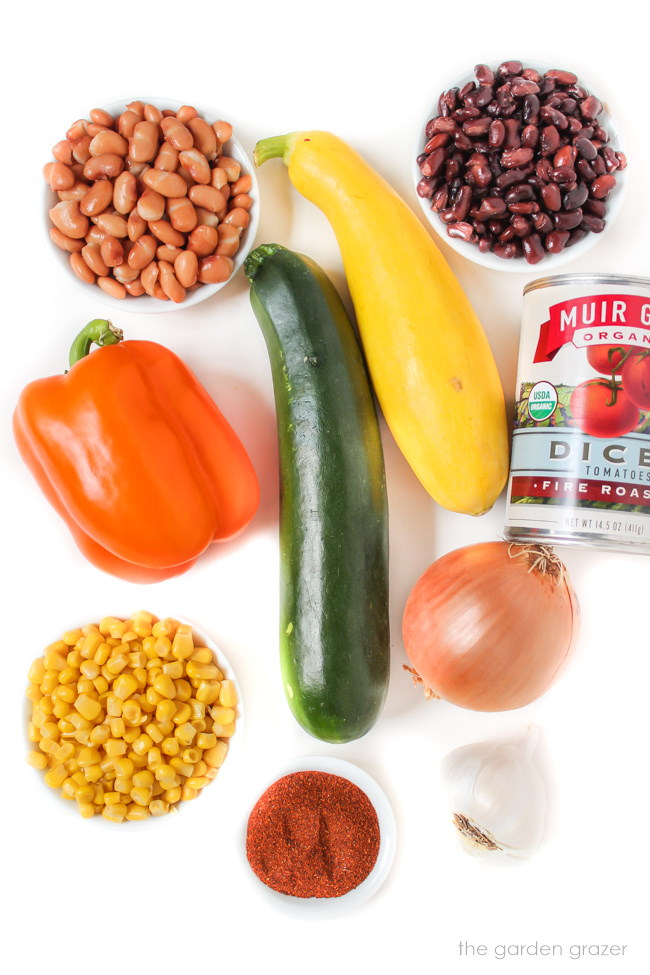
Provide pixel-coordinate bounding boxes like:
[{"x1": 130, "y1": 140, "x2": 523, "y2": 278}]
[{"x1": 402, "y1": 542, "x2": 579, "y2": 712}]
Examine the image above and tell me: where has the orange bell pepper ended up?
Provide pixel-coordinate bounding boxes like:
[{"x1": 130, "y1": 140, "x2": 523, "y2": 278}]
[{"x1": 13, "y1": 319, "x2": 259, "y2": 583}]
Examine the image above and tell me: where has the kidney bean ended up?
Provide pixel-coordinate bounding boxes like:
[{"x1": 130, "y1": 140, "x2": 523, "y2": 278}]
[
  {"x1": 141, "y1": 169, "x2": 188, "y2": 198},
  {"x1": 554, "y1": 145, "x2": 577, "y2": 168},
  {"x1": 158, "y1": 261, "x2": 186, "y2": 303},
  {"x1": 539, "y1": 125, "x2": 560, "y2": 155},
  {"x1": 80, "y1": 179, "x2": 114, "y2": 217},
  {"x1": 509, "y1": 201, "x2": 539, "y2": 215},
  {"x1": 177, "y1": 105, "x2": 199, "y2": 125},
  {"x1": 477, "y1": 196, "x2": 507, "y2": 218},
  {"x1": 488, "y1": 119, "x2": 506, "y2": 148},
  {"x1": 602, "y1": 147, "x2": 621, "y2": 173},
  {"x1": 188, "y1": 185, "x2": 228, "y2": 213},
  {"x1": 83, "y1": 154, "x2": 124, "y2": 180},
  {"x1": 498, "y1": 60, "x2": 523, "y2": 78},
  {"x1": 179, "y1": 148, "x2": 212, "y2": 184},
  {"x1": 554, "y1": 209, "x2": 583, "y2": 230},
  {"x1": 421, "y1": 147, "x2": 446, "y2": 178},
  {"x1": 447, "y1": 221, "x2": 476, "y2": 241},
  {"x1": 451, "y1": 185, "x2": 472, "y2": 221},
  {"x1": 522, "y1": 93, "x2": 540, "y2": 124},
  {"x1": 551, "y1": 166, "x2": 577, "y2": 183},
  {"x1": 521, "y1": 125, "x2": 539, "y2": 148},
  {"x1": 563, "y1": 182, "x2": 589, "y2": 209},
  {"x1": 577, "y1": 159, "x2": 597, "y2": 181},
  {"x1": 475, "y1": 64, "x2": 495, "y2": 85},
  {"x1": 463, "y1": 117, "x2": 492, "y2": 138},
  {"x1": 533, "y1": 212, "x2": 554, "y2": 234},
  {"x1": 505, "y1": 183, "x2": 534, "y2": 203},
  {"x1": 584, "y1": 198, "x2": 607, "y2": 218},
  {"x1": 137, "y1": 188, "x2": 166, "y2": 222},
  {"x1": 590, "y1": 173, "x2": 616, "y2": 198},
  {"x1": 494, "y1": 242, "x2": 518, "y2": 259},
  {"x1": 500, "y1": 147, "x2": 534, "y2": 168},
  {"x1": 581, "y1": 213, "x2": 606, "y2": 233},
  {"x1": 580, "y1": 95, "x2": 603, "y2": 120},
  {"x1": 431, "y1": 185, "x2": 449, "y2": 211},
  {"x1": 522, "y1": 234, "x2": 545, "y2": 264}
]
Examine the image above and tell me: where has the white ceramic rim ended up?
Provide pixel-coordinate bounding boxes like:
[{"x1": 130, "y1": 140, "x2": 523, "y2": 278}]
[
  {"x1": 24, "y1": 613, "x2": 243, "y2": 829},
  {"x1": 241, "y1": 755, "x2": 397, "y2": 918},
  {"x1": 44, "y1": 97, "x2": 260, "y2": 312},
  {"x1": 413, "y1": 61, "x2": 627, "y2": 273}
]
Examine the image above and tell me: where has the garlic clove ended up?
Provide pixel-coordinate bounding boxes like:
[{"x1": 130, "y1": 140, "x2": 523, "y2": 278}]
[{"x1": 442, "y1": 726, "x2": 546, "y2": 857}]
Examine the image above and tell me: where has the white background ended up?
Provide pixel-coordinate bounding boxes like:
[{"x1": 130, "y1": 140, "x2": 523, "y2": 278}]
[{"x1": 2, "y1": 2, "x2": 648, "y2": 972}]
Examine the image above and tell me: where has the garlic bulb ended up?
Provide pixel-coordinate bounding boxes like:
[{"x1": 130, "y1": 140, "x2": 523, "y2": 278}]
[{"x1": 442, "y1": 727, "x2": 546, "y2": 857}]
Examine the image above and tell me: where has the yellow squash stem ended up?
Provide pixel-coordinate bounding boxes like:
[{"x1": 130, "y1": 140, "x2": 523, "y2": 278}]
[{"x1": 255, "y1": 131, "x2": 509, "y2": 515}]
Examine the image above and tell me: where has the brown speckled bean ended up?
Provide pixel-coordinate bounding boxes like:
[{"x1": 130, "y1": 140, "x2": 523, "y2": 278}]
[
  {"x1": 174, "y1": 250, "x2": 199, "y2": 288},
  {"x1": 97, "y1": 276, "x2": 127, "y2": 299}
]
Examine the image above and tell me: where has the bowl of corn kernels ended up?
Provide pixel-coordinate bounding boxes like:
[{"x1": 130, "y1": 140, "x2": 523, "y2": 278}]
[{"x1": 25, "y1": 610, "x2": 242, "y2": 825}]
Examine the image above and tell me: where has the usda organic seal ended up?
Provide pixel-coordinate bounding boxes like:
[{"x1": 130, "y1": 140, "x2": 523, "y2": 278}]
[{"x1": 527, "y1": 381, "x2": 558, "y2": 422}]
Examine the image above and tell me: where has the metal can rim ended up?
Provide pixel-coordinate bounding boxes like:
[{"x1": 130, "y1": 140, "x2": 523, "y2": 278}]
[{"x1": 524, "y1": 272, "x2": 650, "y2": 296}]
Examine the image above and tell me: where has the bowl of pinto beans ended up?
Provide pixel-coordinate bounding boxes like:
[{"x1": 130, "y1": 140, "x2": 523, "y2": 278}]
[{"x1": 43, "y1": 97, "x2": 260, "y2": 311}]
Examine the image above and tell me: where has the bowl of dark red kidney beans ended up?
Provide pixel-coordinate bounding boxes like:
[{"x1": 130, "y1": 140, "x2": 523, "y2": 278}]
[{"x1": 414, "y1": 59, "x2": 627, "y2": 270}]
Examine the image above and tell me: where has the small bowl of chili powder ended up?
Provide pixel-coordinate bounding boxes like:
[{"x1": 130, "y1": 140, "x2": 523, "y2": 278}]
[{"x1": 244, "y1": 756, "x2": 396, "y2": 917}]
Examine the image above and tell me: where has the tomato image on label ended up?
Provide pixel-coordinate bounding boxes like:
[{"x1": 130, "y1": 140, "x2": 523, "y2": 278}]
[
  {"x1": 586, "y1": 344, "x2": 636, "y2": 376},
  {"x1": 621, "y1": 350, "x2": 650, "y2": 410},
  {"x1": 570, "y1": 378, "x2": 640, "y2": 438}
]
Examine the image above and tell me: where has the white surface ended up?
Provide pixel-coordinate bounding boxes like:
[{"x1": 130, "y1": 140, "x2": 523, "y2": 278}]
[{"x1": 1, "y1": 3, "x2": 648, "y2": 974}]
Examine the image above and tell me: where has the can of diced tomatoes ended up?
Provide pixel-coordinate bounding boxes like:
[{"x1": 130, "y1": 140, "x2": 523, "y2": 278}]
[{"x1": 504, "y1": 273, "x2": 650, "y2": 553}]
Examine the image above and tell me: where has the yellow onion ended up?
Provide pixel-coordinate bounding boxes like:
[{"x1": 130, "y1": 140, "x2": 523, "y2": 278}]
[{"x1": 402, "y1": 542, "x2": 579, "y2": 711}]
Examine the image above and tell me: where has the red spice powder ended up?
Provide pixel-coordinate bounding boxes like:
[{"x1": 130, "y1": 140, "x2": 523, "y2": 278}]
[{"x1": 246, "y1": 770, "x2": 381, "y2": 898}]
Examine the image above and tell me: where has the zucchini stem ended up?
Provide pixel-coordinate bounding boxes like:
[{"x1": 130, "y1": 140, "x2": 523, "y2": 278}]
[{"x1": 254, "y1": 133, "x2": 296, "y2": 167}]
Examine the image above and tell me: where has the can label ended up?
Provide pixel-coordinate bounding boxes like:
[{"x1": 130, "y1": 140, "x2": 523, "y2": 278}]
[{"x1": 504, "y1": 274, "x2": 650, "y2": 552}]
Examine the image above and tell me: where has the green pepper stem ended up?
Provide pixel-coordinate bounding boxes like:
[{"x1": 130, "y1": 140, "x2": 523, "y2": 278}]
[
  {"x1": 68, "y1": 319, "x2": 123, "y2": 369},
  {"x1": 254, "y1": 133, "x2": 296, "y2": 167}
]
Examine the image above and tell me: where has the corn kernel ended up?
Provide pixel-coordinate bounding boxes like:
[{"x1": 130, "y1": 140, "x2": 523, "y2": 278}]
[
  {"x1": 122, "y1": 700, "x2": 141, "y2": 725},
  {"x1": 77, "y1": 801, "x2": 96, "y2": 818},
  {"x1": 190, "y1": 647, "x2": 213, "y2": 664},
  {"x1": 154, "y1": 636, "x2": 172, "y2": 659},
  {"x1": 196, "y1": 681, "x2": 221, "y2": 705},
  {"x1": 164, "y1": 786, "x2": 182, "y2": 804},
  {"x1": 130, "y1": 786, "x2": 153, "y2": 806},
  {"x1": 89, "y1": 723, "x2": 111, "y2": 745},
  {"x1": 106, "y1": 653, "x2": 129, "y2": 675},
  {"x1": 147, "y1": 747, "x2": 162, "y2": 768},
  {"x1": 77, "y1": 747, "x2": 101, "y2": 767},
  {"x1": 142, "y1": 636, "x2": 158, "y2": 658},
  {"x1": 203, "y1": 742, "x2": 228, "y2": 768},
  {"x1": 123, "y1": 727, "x2": 140, "y2": 744},
  {"x1": 67, "y1": 649, "x2": 83, "y2": 668},
  {"x1": 172, "y1": 703, "x2": 192, "y2": 725},
  {"x1": 44, "y1": 645, "x2": 68, "y2": 670},
  {"x1": 76, "y1": 678, "x2": 95, "y2": 696},
  {"x1": 219, "y1": 681, "x2": 238, "y2": 708},
  {"x1": 169, "y1": 757, "x2": 194, "y2": 777},
  {"x1": 27, "y1": 750, "x2": 48, "y2": 770},
  {"x1": 80, "y1": 660, "x2": 100, "y2": 680},
  {"x1": 186, "y1": 660, "x2": 220, "y2": 681},
  {"x1": 145, "y1": 722, "x2": 164, "y2": 744},
  {"x1": 174, "y1": 679, "x2": 192, "y2": 702},
  {"x1": 153, "y1": 618, "x2": 177, "y2": 638},
  {"x1": 189, "y1": 699, "x2": 206, "y2": 721},
  {"x1": 105, "y1": 738, "x2": 127, "y2": 758},
  {"x1": 175, "y1": 722, "x2": 197, "y2": 746},
  {"x1": 196, "y1": 732, "x2": 217, "y2": 750},
  {"x1": 212, "y1": 722, "x2": 236, "y2": 738},
  {"x1": 182, "y1": 747, "x2": 200, "y2": 764},
  {"x1": 102, "y1": 803, "x2": 128, "y2": 822},
  {"x1": 171, "y1": 626, "x2": 194, "y2": 660},
  {"x1": 28, "y1": 659, "x2": 46, "y2": 684},
  {"x1": 113, "y1": 674, "x2": 138, "y2": 701},
  {"x1": 132, "y1": 733, "x2": 153, "y2": 756},
  {"x1": 180, "y1": 785, "x2": 198, "y2": 801},
  {"x1": 193, "y1": 760, "x2": 208, "y2": 777},
  {"x1": 115, "y1": 776, "x2": 134, "y2": 794},
  {"x1": 155, "y1": 699, "x2": 176, "y2": 723},
  {"x1": 40, "y1": 721, "x2": 60, "y2": 740},
  {"x1": 84, "y1": 764, "x2": 104, "y2": 783},
  {"x1": 59, "y1": 666, "x2": 80, "y2": 685},
  {"x1": 149, "y1": 799, "x2": 169, "y2": 816},
  {"x1": 153, "y1": 674, "x2": 176, "y2": 699},
  {"x1": 62, "y1": 778, "x2": 78, "y2": 799},
  {"x1": 186, "y1": 776, "x2": 210, "y2": 790},
  {"x1": 126, "y1": 804, "x2": 151, "y2": 820},
  {"x1": 44, "y1": 765, "x2": 67, "y2": 789},
  {"x1": 56, "y1": 742, "x2": 77, "y2": 764},
  {"x1": 210, "y1": 707, "x2": 235, "y2": 725},
  {"x1": 74, "y1": 694, "x2": 102, "y2": 721},
  {"x1": 52, "y1": 700, "x2": 71, "y2": 719},
  {"x1": 162, "y1": 737, "x2": 180, "y2": 757},
  {"x1": 162, "y1": 660, "x2": 183, "y2": 679}
]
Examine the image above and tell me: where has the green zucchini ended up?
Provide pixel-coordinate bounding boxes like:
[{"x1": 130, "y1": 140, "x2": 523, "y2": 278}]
[{"x1": 245, "y1": 243, "x2": 390, "y2": 743}]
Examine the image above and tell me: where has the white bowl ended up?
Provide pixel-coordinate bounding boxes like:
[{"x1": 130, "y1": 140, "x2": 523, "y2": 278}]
[
  {"x1": 413, "y1": 61, "x2": 626, "y2": 272},
  {"x1": 44, "y1": 97, "x2": 260, "y2": 312},
  {"x1": 24, "y1": 613, "x2": 243, "y2": 829},
  {"x1": 242, "y1": 755, "x2": 396, "y2": 918}
]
